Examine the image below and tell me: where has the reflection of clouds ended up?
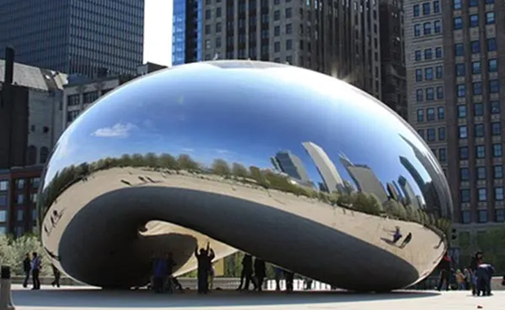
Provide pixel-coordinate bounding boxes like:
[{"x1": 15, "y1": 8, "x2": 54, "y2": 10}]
[
  {"x1": 92, "y1": 123, "x2": 137, "y2": 138},
  {"x1": 181, "y1": 148, "x2": 195, "y2": 152},
  {"x1": 214, "y1": 149, "x2": 231, "y2": 155}
]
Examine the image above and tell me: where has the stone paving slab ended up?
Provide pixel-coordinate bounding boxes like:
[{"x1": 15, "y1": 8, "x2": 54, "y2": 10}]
[{"x1": 9, "y1": 285, "x2": 503, "y2": 310}]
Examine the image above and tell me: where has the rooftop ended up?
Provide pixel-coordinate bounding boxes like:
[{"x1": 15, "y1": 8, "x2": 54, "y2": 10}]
[{"x1": 0, "y1": 60, "x2": 67, "y2": 91}]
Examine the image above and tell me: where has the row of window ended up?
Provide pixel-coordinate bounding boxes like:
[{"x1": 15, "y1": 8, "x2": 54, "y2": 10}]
[
  {"x1": 453, "y1": 12, "x2": 495, "y2": 31},
  {"x1": 458, "y1": 144, "x2": 503, "y2": 159},
  {"x1": 454, "y1": 38, "x2": 497, "y2": 56},
  {"x1": 455, "y1": 59, "x2": 498, "y2": 76},
  {"x1": 415, "y1": 86, "x2": 445, "y2": 102},
  {"x1": 456, "y1": 80, "x2": 500, "y2": 98},
  {"x1": 0, "y1": 178, "x2": 40, "y2": 193},
  {"x1": 416, "y1": 107, "x2": 445, "y2": 122},
  {"x1": 461, "y1": 187, "x2": 505, "y2": 203},
  {"x1": 0, "y1": 208, "x2": 37, "y2": 224},
  {"x1": 415, "y1": 66, "x2": 443, "y2": 81},
  {"x1": 414, "y1": 46, "x2": 443, "y2": 61},
  {"x1": 456, "y1": 101, "x2": 501, "y2": 118},
  {"x1": 460, "y1": 209, "x2": 503, "y2": 225},
  {"x1": 418, "y1": 128, "x2": 446, "y2": 144},
  {"x1": 414, "y1": 20, "x2": 442, "y2": 37},
  {"x1": 460, "y1": 165, "x2": 505, "y2": 182},
  {"x1": 413, "y1": 1, "x2": 440, "y2": 17},
  {"x1": 454, "y1": 0, "x2": 495, "y2": 10},
  {"x1": 459, "y1": 122, "x2": 502, "y2": 139}
]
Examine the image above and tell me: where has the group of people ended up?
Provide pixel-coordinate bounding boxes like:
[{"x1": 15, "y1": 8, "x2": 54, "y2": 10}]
[
  {"x1": 22, "y1": 252, "x2": 61, "y2": 290},
  {"x1": 236, "y1": 253, "x2": 296, "y2": 292},
  {"x1": 150, "y1": 252, "x2": 182, "y2": 293},
  {"x1": 438, "y1": 251, "x2": 495, "y2": 296}
]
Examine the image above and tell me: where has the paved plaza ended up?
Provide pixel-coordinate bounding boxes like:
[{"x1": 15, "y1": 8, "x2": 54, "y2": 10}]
[{"x1": 9, "y1": 285, "x2": 503, "y2": 310}]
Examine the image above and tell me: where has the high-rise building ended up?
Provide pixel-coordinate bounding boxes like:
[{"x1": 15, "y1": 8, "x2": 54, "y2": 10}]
[
  {"x1": 271, "y1": 151, "x2": 311, "y2": 184},
  {"x1": 172, "y1": 0, "x2": 382, "y2": 97},
  {"x1": 379, "y1": 0, "x2": 407, "y2": 120},
  {"x1": 302, "y1": 142, "x2": 344, "y2": 193},
  {"x1": 0, "y1": 0, "x2": 144, "y2": 77},
  {"x1": 404, "y1": 1, "x2": 505, "y2": 232}
]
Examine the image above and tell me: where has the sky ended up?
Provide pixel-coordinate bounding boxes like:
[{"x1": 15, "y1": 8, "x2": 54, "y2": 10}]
[{"x1": 143, "y1": 0, "x2": 173, "y2": 66}]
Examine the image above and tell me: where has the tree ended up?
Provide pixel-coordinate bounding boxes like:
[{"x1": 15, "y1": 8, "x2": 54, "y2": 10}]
[
  {"x1": 231, "y1": 163, "x2": 249, "y2": 178},
  {"x1": 158, "y1": 153, "x2": 179, "y2": 169},
  {"x1": 212, "y1": 159, "x2": 231, "y2": 176},
  {"x1": 130, "y1": 153, "x2": 145, "y2": 167},
  {"x1": 177, "y1": 154, "x2": 199, "y2": 171},
  {"x1": 383, "y1": 200, "x2": 407, "y2": 219},
  {"x1": 144, "y1": 152, "x2": 159, "y2": 168}
]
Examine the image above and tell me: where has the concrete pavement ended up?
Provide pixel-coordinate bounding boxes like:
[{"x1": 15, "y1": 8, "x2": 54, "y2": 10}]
[{"x1": 10, "y1": 285, "x2": 503, "y2": 310}]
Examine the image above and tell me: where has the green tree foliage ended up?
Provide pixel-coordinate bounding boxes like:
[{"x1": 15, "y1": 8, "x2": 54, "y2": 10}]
[
  {"x1": 212, "y1": 159, "x2": 231, "y2": 176},
  {"x1": 231, "y1": 163, "x2": 249, "y2": 178},
  {"x1": 0, "y1": 235, "x2": 51, "y2": 277}
]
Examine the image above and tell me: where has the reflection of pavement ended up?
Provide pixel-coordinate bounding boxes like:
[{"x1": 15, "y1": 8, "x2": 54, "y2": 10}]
[
  {"x1": 11, "y1": 285, "x2": 503, "y2": 310},
  {"x1": 43, "y1": 167, "x2": 444, "y2": 280}
]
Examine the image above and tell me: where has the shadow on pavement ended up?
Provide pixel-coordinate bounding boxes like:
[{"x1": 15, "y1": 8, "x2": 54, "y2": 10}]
[{"x1": 12, "y1": 288, "x2": 439, "y2": 308}]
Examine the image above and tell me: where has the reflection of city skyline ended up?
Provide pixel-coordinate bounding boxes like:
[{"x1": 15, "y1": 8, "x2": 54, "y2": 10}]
[{"x1": 268, "y1": 139, "x2": 446, "y2": 212}]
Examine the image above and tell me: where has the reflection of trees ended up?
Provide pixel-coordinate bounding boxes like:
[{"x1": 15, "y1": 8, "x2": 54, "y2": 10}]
[{"x1": 39, "y1": 153, "x2": 451, "y2": 234}]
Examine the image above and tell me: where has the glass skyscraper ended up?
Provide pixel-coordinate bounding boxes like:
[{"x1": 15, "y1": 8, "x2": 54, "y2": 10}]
[
  {"x1": 172, "y1": 0, "x2": 203, "y2": 66},
  {"x1": 0, "y1": 0, "x2": 144, "y2": 76}
]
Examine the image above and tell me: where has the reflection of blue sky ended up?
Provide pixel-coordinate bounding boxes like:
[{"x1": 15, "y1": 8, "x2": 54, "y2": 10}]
[{"x1": 44, "y1": 62, "x2": 443, "y2": 201}]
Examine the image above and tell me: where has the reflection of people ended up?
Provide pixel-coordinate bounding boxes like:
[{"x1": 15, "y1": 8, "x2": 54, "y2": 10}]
[
  {"x1": 237, "y1": 254, "x2": 253, "y2": 291},
  {"x1": 195, "y1": 242, "x2": 215, "y2": 294},
  {"x1": 274, "y1": 266, "x2": 283, "y2": 291},
  {"x1": 31, "y1": 252, "x2": 41, "y2": 290},
  {"x1": 253, "y1": 258, "x2": 266, "y2": 291},
  {"x1": 51, "y1": 264, "x2": 61, "y2": 287},
  {"x1": 392, "y1": 227, "x2": 402, "y2": 243},
  {"x1": 22, "y1": 253, "x2": 31, "y2": 288},
  {"x1": 437, "y1": 253, "x2": 451, "y2": 291},
  {"x1": 400, "y1": 233, "x2": 412, "y2": 248}
]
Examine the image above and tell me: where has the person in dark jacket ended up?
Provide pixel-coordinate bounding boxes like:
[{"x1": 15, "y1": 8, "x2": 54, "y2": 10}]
[
  {"x1": 51, "y1": 264, "x2": 61, "y2": 287},
  {"x1": 469, "y1": 251, "x2": 483, "y2": 296},
  {"x1": 476, "y1": 263, "x2": 495, "y2": 296},
  {"x1": 195, "y1": 242, "x2": 215, "y2": 294},
  {"x1": 237, "y1": 254, "x2": 253, "y2": 291},
  {"x1": 437, "y1": 253, "x2": 451, "y2": 291},
  {"x1": 22, "y1": 253, "x2": 31, "y2": 288},
  {"x1": 253, "y1": 258, "x2": 266, "y2": 291},
  {"x1": 284, "y1": 270, "x2": 295, "y2": 292}
]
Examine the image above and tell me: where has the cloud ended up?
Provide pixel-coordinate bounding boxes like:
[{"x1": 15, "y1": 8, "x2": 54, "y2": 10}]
[
  {"x1": 214, "y1": 149, "x2": 231, "y2": 155},
  {"x1": 92, "y1": 123, "x2": 137, "y2": 138},
  {"x1": 181, "y1": 148, "x2": 194, "y2": 152}
]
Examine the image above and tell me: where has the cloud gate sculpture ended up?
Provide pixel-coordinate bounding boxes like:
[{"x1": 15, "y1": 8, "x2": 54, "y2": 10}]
[{"x1": 38, "y1": 61, "x2": 453, "y2": 292}]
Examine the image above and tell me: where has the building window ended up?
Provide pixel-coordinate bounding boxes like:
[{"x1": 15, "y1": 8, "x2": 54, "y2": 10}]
[
  {"x1": 417, "y1": 109, "x2": 424, "y2": 122},
  {"x1": 426, "y1": 88, "x2": 434, "y2": 100},
  {"x1": 0, "y1": 194, "x2": 7, "y2": 207},
  {"x1": 458, "y1": 105, "x2": 467, "y2": 118},
  {"x1": 438, "y1": 127, "x2": 446, "y2": 140},
  {"x1": 487, "y1": 38, "x2": 497, "y2": 51},
  {"x1": 424, "y1": 48, "x2": 432, "y2": 59},
  {"x1": 285, "y1": 7, "x2": 292, "y2": 18},
  {"x1": 437, "y1": 107, "x2": 445, "y2": 119},
  {"x1": 453, "y1": 0, "x2": 462, "y2": 10},
  {"x1": 473, "y1": 82, "x2": 482, "y2": 95},
  {"x1": 436, "y1": 86, "x2": 444, "y2": 99},
  {"x1": 478, "y1": 210, "x2": 488, "y2": 223},
  {"x1": 461, "y1": 189, "x2": 470, "y2": 202},
  {"x1": 0, "y1": 210, "x2": 6, "y2": 222},
  {"x1": 417, "y1": 129, "x2": 425, "y2": 139},
  {"x1": 461, "y1": 210, "x2": 471, "y2": 224},
  {"x1": 416, "y1": 89, "x2": 423, "y2": 102},
  {"x1": 455, "y1": 43, "x2": 464, "y2": 56},
  {"x1": 457, "y1": 84, "x2": 466, "y2": 97},
  {"x1": 456, "y1": 64, "x2": 465, "y2": 76},
  {"x1": 27, "y1": 145, "x2": 37, "y2": 166},
  {"x1": 496, "y1": 209, "x2": 505, "y2": 222},
  {"x1": 16, "y1": 179, "x2": 25, "y2": 190},
  {"x1": 427, "y1": 128, "x2": 436, "y2": 141},
  {"x1": 489, "y1": 80, "x2": 500, "y2": 93},
  {"x1": 17, "y1": 209, "x2": 23, "y2": 221},
  {"x1": 422, "y1": 2, "x2": 430, "y2": 15},
  {"x1": 471, "y1": 41, "x2": 480, "y2": 54},
  {"x1": 488, "y1": 59, "x2": 498, "y2": 72},
  {"x1": 67, "y1": 94, "x2": 80, "y2": 107},
  {"x1": 434, "y1": 20, "x2": 441, "y2": 33},
  {"x1": 426, "y1": 108, "x2": 435, "y2": 121},
  {"x1": 492, "y1": 122, "x2": 501, "y2": 136},
  {"x1": 472, "y1": 61, "x2": 481, "y2": 74},
  {"x1": 476, "y1": 145, "x2": 485, "y2": 158},
  {"x1": 495, "y1": 187, "x2": 504, "y2": 201},
  {"x1": 454, "y1": 17, "x2": 462, "y2": 30},
  {"x1": 460, "y1": 168, "x2": 470, "y2": 181},
  {"x1": 475, "y1": 124, "x2": 485, "y2": 137},
  {"x1": 423, "y1": 22, "x2": 432, "y2": 35},
  {"x1": 416, "y1": 69, "x2": 423, "y2": 81},
  {"x1": 40, "y1": 147, "x2": 49, "y2": 164},
  {"x1": 425, "y1": 67, "x2": 433, "y2": 80},
  {"x1": 493, "y1": 143, "x2": 503, "y2": 157},
  {"x1": 435, "y1": 47, "x2": 442, "y2": 58},
  {"x1": 469, "y1": 15, "x2": 478, "y2": 27},
  {"x1": 459, "y1": 147, "x2": 469, "y2": 160},
  {"x1": 17, "y1": 194, "x2": 24, "y2": 205},
  {"x1": 433, "y1": 1, "x2": 440, "y2": 13},
  {"x1": 0, "y1": 181, "x2": 7, "y2": 191},
  {"x1": 486, "y1": 12, "x2": 495, "y2": 25},
  {"x1": 436, "y1": 66, "x2": 443, "y2": 79},
  {"x1": 413, "y1": 4, "x2": 420, "y2": 17},
  {"x1": 459, "y1": 125, "x2": 468, "y2": 139},
  {"x1": 474, "y1": 103, "x2": 484, "y2": 116},
  {"x1": 477, "y1": 167, "x2": 486, "y2": 180},
  {"x1": 478, "y1": 188, "x2": 487, "y2": 202},
  {"x1": 438, "y1": 148, "x2": 446, "y2": 162},
  {"x1": 494, "y1": 165, "x2": 503, "y2": 179},
  {"x1": 415, "y1": 50, "x2": 422, "y2": 61},
  {"x1": 491, "y1": 101, "x2": 500, "y2": 114}
]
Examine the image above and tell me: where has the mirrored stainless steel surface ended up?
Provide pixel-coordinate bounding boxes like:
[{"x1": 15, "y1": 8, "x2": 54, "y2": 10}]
[{"x1": 38, "y1": 60, "x2": 453, "y2": 291}]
